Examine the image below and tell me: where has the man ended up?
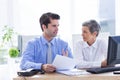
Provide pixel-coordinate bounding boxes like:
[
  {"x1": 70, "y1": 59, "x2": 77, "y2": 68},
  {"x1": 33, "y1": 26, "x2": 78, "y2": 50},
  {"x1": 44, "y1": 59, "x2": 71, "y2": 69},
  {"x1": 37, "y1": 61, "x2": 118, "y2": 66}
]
[{"x1": 20, "y1": 12, "x2": 73, "y2": 72}]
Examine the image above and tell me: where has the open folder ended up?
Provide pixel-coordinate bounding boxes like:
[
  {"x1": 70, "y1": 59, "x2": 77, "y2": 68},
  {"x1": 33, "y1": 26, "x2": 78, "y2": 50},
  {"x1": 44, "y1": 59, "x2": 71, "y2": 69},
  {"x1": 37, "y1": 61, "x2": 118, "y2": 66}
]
[{"x1": 52, "y1": 55, "x2": 89, "y2": 75}]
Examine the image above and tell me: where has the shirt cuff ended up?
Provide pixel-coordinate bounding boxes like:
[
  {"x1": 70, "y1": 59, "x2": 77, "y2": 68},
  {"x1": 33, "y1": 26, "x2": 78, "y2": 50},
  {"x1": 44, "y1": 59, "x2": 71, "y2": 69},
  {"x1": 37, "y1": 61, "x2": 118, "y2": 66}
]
[
  {"x1": 93, "y1": 62, "x2": 101, "y2": 67},
  {"x1": 34, "y1": 63, "x2": 42, "y2": 69}
]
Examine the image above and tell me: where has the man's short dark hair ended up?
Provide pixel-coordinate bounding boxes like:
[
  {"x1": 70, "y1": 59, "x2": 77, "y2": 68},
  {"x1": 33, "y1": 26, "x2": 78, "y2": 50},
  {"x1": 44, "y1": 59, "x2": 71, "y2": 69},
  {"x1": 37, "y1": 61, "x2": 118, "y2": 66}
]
[
  {"x1": 39, "y1": 12, "x2": 60, "y2": 31},
  {"x1": 82, "y1": 20, "x2": 101, "y2": 36}
]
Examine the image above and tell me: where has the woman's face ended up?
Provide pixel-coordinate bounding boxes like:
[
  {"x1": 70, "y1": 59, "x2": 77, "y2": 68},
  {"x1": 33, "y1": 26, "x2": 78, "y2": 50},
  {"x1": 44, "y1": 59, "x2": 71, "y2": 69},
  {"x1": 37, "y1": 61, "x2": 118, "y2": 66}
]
[{"x1": 82, "y1": 26, "x2": 96, "y2": 42}]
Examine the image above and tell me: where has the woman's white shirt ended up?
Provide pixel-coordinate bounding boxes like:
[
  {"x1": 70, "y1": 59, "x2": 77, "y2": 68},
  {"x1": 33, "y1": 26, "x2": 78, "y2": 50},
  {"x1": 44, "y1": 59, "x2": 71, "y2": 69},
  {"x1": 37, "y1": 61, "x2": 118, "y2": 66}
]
[{"x1": 74, "y1": 39, "x2": 108, "y2": 68}]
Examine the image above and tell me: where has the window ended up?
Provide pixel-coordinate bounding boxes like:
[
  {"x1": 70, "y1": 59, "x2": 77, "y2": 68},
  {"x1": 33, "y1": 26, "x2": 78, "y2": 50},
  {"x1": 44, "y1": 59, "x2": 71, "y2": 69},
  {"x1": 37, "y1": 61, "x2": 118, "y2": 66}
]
[{"x1": 0, "y1": 0, "x2": 118, "y2": 65}]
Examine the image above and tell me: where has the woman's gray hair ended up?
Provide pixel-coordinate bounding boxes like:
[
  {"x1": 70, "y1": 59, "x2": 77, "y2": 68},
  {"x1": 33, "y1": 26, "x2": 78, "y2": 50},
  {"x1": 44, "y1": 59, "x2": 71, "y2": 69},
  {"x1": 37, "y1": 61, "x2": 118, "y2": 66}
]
[{"x1": 82, "y1": 20, "x2": 101, "y2": 36}]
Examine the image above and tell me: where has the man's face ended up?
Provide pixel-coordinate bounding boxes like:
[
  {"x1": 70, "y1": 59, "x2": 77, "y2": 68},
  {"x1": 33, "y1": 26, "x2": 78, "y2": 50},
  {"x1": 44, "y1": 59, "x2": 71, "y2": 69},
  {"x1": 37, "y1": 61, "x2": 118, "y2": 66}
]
[{"x1": 44, "y1": 19, "x2": 59, "y2": 38}]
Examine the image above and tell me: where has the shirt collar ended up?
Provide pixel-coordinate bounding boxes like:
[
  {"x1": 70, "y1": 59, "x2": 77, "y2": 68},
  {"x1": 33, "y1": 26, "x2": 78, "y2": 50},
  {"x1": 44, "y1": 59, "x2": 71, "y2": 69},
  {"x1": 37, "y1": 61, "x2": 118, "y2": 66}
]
[
  {"x1": 41, "y1": 35, "x2": 55, "y2": 46},
  {"x1": 83, "y1": 39, "x2": 98, "y2": 48}
]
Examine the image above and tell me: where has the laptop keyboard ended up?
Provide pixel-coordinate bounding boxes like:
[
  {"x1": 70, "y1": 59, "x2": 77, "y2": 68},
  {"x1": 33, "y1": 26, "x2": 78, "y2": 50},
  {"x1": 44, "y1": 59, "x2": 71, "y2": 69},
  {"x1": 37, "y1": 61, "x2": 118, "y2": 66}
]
[{"x1": 86, "y1": 66, "x2": 120, "y2": 74}]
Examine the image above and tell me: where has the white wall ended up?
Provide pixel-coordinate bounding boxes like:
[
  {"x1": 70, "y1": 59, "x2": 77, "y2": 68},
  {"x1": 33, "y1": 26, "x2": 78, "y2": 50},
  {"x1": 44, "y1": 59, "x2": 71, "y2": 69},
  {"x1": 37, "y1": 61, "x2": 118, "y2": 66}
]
[
  {"x1": 0, "y1": 0, "x2": 8, "y2": 27},
  {"x1": 115, "y1": 0, "x2": 120, "y2": 35}
]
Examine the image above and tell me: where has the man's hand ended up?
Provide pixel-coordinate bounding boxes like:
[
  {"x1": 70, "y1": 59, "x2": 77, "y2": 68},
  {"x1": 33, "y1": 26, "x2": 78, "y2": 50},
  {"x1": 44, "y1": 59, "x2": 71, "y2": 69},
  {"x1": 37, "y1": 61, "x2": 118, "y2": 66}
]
[
  {"x1": 41, "y1": 64, "x2": 56, "y2": 73},
  {"x1": 62, "y1": 49, "x2": 68, "y2": 56}
]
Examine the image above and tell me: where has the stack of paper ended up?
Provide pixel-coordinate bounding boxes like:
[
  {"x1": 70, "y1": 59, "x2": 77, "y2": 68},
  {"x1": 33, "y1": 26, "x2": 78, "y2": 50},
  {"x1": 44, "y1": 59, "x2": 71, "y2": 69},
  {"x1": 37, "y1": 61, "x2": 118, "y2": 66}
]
[{"x1": 52, "y1": 55, "x2": 90, "y2": 76}]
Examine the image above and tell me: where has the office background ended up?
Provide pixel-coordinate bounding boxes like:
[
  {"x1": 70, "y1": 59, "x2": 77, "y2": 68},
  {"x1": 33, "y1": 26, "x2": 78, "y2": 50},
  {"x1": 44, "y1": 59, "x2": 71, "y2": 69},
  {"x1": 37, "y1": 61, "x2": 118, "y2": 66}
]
[{"x1": 0, "y1": 0, "x2": 120, "y2": 80}]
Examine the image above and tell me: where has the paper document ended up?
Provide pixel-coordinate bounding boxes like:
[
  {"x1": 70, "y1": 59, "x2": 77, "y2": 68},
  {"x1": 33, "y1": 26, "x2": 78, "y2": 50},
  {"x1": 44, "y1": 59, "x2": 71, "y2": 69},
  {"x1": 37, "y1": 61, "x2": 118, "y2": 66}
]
[
  {"x1": 52, "y1": 55, "x2": 77, "y2": 70},
  {"x1": 57, "y1": 69, "x2": 90, "y2": 76},
  {"x1": 52, "y1": 55, "x2": 89, "y2": 76}
]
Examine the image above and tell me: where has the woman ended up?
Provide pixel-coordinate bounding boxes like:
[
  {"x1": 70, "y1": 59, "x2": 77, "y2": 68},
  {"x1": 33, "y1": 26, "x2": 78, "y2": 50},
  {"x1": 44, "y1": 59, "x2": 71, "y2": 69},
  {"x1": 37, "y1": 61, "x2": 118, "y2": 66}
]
[{"x1": 74, "y1": 20, "x2": 108, "y2": 69}]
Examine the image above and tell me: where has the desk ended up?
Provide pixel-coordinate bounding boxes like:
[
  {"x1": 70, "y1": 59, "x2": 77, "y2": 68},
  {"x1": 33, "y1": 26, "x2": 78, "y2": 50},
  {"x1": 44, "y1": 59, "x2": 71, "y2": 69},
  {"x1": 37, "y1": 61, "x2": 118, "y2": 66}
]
[{"x1": 13, "y1": 72, "x2": 120, "y2": 80}]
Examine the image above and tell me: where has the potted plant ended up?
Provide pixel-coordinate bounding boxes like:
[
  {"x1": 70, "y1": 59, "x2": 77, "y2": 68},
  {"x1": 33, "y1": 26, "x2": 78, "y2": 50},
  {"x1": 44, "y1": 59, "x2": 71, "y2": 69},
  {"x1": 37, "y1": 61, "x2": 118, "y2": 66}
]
[{"x1": 0, "y1": 25, "x2": 18, "y2": 64}]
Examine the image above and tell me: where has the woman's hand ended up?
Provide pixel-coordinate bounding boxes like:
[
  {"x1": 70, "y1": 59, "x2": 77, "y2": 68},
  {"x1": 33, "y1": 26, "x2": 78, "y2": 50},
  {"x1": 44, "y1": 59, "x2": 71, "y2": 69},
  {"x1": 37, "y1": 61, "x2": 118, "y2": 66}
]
[{"x1": 101, "y1": 59, "x2": 107, "y2": 68}]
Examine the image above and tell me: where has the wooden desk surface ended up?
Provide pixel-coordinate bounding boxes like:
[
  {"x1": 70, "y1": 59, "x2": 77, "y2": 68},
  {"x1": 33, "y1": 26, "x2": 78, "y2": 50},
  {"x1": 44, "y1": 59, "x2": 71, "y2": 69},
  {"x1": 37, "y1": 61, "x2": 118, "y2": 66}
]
[{"x1": 13, "y1": 72, "x2": 120, "y2": 80}]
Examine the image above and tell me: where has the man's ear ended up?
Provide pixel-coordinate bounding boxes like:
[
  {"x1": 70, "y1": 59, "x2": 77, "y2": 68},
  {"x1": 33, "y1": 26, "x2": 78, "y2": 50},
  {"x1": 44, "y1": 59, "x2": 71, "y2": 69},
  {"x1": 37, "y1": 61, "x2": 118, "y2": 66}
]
[{"x1": 42, "y1": 24, "x2": 47, "y2": 31}]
